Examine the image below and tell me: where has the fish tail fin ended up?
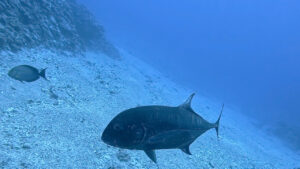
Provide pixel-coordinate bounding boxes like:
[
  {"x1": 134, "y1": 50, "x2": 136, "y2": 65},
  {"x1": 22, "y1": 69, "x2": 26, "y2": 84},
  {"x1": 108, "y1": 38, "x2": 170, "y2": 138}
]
[
  {"x1": 215, "y1": 103, "x2": 224, "y2": 138},
  {"x1": 40, "y1": 68, "x2": 48, "y2": 81}
]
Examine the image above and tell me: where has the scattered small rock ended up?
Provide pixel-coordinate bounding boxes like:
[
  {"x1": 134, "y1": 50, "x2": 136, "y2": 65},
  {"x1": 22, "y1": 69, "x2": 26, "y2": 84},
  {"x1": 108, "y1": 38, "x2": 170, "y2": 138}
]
[
  {"x1": 229, "y1": 162, "x2": 238, "y2": 169},
  {"x1": 108, "y1": 166, "x2": 121, "y2": 169},
  {"x1": 49, "y1": 87, "x2": 58, "y2": 100},
  {"x1": 27, "y1": 100, "x2": 34, "y2": 104},
  {"x1": 20, "y1": 162, "x2": 29, "y2": 168},
  {"x1": 116, "y1": 150, "x2": 131, "y2": 162},
  {"x1": 21, "y1": 144, "x2": 31, "y2": 150},
  {"x1": 99, "y1": 79, "x2": 106, "y2": 84},
  {"x1": 6, "y1": 107, "x2": 17, "y2": 113},
  {"x1": 0, "y1": 160, "x2": 8, "y2": 168},
  {"x1": 109, "y1": 90, "x2": 116, "y2": 95}
]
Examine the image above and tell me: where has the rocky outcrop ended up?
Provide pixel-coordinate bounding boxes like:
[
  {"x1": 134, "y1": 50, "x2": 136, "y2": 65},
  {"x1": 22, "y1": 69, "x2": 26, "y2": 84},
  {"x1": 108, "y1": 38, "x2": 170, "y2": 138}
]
[{"x1": 0, "y1": 0, "x2": 120, "y2": 58}]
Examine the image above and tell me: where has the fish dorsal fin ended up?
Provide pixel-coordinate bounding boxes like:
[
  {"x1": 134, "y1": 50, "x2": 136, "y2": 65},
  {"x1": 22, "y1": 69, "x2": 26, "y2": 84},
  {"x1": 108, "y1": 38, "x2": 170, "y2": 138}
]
[
  {"x1": 144, "y1": 150, "x2": 157, "y2": 163},
  {"x1": 180, "y1": 145, "x2": 192, "y2": 155},
  {"x1": 179, "y1": 93, "x2": 195, "y2": 112}
]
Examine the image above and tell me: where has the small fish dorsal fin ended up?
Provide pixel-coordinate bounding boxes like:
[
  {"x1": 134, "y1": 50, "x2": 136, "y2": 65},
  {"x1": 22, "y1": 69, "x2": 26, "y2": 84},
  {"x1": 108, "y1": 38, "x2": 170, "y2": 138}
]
[{"x1": 179, "y1": 93, "x2": 195, "y2": 112}]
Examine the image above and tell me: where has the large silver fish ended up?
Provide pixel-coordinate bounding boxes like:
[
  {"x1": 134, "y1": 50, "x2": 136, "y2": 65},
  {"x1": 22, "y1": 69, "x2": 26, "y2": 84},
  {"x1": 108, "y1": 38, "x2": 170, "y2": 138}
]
[{"x1": 101, "y1": 93, "x2": 224, "y2": 163}]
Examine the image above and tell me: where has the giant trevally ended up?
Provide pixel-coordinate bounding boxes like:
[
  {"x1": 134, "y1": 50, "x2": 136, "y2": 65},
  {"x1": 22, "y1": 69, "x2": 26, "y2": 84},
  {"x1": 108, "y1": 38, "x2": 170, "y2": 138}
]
[
  {"x1": 101, "y1": 93, "x2": 224, "y2": 163},
  {"x1": 8, "y1": 65, "x2": 48, "y2": 82}
]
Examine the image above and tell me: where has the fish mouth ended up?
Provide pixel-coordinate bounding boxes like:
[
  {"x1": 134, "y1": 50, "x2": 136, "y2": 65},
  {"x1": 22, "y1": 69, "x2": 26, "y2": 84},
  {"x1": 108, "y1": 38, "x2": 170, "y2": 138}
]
[
  {"x1": 101, "y1": 131, "x2": 117, "y2": 146},
  {"x1": 102, "y1": 138, "x2": 120, "y2": 148},
  {"x1": 101, "y1": 130, "x2": 109, "y2": 143},
  {"x1": 101, "y1": 133, "x2": 127, "y2": 148},
  {"x1": 101, "y1": 133, "x2": 109, "y2": 143}
]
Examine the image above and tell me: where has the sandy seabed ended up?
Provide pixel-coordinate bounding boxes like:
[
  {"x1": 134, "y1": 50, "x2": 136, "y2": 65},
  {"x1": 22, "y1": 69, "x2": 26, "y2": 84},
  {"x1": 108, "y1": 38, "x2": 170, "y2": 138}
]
[{"x1": 0, "y1": 48, "x2": 299, "y2": 169}]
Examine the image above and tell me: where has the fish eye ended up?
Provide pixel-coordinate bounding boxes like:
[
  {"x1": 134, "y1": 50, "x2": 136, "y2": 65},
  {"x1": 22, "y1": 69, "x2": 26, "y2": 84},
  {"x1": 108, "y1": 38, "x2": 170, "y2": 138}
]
[
  {"x1": 135, "y1": 128, "x2": 143, "y2": 136},
  {"x1": 113, "y1": 123, "x2": 123, "y2": 131},
  {"x1": 130, "y1": 124, "x2": 137, "y2": 130}
]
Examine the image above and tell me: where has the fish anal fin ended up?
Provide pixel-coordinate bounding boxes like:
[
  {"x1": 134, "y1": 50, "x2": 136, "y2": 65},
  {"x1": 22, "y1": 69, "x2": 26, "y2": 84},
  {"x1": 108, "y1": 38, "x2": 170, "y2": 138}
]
[
  {"x1": 180, "y1": 145, "x2": 192, "y2": 155},
  {"x1": 144, "y1": 150, "x2": 157, "y2": 163}
]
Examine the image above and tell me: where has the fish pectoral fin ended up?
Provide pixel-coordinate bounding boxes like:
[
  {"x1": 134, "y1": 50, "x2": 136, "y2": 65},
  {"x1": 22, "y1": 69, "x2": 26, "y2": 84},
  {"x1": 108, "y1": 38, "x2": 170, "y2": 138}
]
[
  {"x1": 144, "y1": 150, "x2": 157, "y2": 163},
  {"x1": 148, "y1": 130, "x2": 192, "y2": 145},
  {"x1": 180, "y1": 145, "x2": 192, "y2": 155}
]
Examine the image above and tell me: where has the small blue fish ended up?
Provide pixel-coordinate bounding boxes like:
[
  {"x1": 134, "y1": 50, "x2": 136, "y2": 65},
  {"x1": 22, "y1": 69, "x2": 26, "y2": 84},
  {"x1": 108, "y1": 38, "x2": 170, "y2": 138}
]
[{"x1": 8, "y1": 65, "x2": 48, "y2": 82}]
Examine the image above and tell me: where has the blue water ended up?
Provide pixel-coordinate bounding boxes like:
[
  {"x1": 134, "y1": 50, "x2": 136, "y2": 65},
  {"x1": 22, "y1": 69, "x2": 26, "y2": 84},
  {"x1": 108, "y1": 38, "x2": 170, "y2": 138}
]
[{"x1": 80, "y1": 0, "x2": 300, "y2": 150}]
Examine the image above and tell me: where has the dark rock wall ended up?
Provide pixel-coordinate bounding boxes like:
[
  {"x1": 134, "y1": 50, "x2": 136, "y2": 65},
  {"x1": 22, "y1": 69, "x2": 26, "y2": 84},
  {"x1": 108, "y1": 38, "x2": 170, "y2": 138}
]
[{"x1": 0, "y1": 0, "x2": 120, "y2": 58}]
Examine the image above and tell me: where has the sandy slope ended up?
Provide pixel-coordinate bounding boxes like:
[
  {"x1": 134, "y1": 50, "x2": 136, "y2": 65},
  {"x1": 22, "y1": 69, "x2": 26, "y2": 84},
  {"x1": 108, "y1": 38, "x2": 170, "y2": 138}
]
[{"x1": 0, "y1": 48, "x2": 299, "y2": 169}]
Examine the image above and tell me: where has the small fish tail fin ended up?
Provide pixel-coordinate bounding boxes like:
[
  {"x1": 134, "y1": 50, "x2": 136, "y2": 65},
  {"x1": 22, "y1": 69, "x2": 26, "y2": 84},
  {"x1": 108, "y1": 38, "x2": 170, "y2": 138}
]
[
  {"x1": 215, "y1": 103, "x2": 224, "y2": 138},
  {"x1": 39, "y1": 68, "x2": 48, "y2": 81}
]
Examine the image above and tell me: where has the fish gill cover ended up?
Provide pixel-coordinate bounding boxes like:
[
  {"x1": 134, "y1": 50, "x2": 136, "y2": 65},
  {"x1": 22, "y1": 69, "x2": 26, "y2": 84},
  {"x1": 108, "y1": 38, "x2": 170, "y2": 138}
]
[{"x1": 0, "y1": 0, "x2": 120, "y2": 58}]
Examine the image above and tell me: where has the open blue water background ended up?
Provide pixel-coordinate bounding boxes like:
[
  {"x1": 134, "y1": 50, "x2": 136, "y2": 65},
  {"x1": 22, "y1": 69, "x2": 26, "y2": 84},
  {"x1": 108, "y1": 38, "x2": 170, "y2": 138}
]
[{"x1": 79, "y1": 0, "x2": 300, "y2": 149}]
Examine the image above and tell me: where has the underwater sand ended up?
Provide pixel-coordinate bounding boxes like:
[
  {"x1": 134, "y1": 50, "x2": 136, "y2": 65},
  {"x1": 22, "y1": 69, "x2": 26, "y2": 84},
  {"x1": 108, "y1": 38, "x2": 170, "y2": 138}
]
[{"x1": 0, "y1": 48, "x2": 299, "y2": 168}]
